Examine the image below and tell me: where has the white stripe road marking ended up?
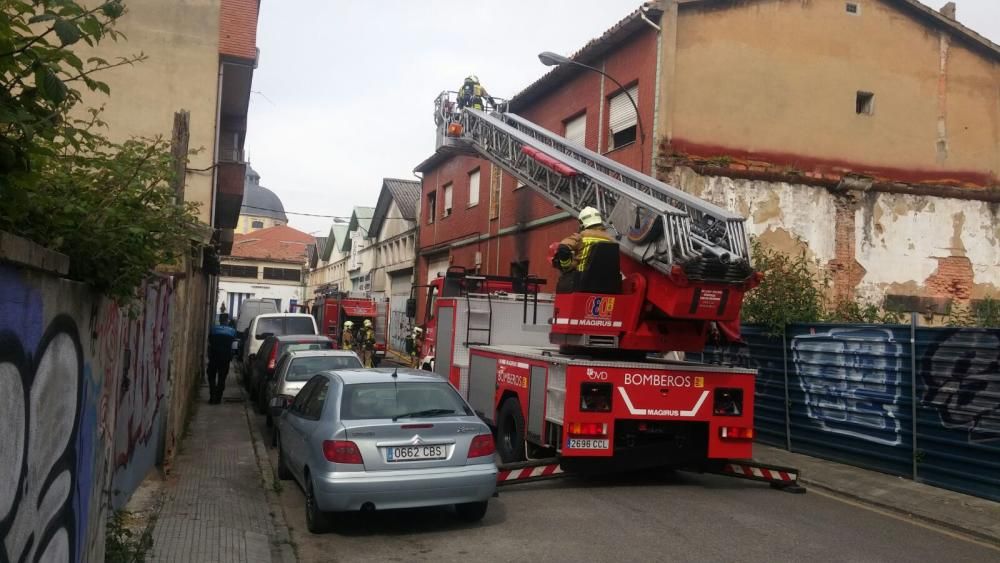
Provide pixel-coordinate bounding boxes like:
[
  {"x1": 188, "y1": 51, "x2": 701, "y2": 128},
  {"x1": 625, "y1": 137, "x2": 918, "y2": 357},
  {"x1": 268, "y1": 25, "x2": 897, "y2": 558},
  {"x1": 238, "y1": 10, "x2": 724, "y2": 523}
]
[{"x1": 617, "y1": 387, "x2": 647, "y2": 416}]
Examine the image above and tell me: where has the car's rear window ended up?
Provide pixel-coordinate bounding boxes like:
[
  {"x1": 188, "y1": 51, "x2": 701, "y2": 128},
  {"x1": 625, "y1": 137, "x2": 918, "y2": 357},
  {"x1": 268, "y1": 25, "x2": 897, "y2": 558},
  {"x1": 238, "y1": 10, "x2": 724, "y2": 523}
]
[
  {"x1": 255, "y1": 317, "x2": 315, "y2": 337},
  {"x1": 287, "y1": 356, "x2": 363, "y2": 381},
  {"x1": 280, "y1": 340, "x2": 334, "y2": 357},
  {"x1": 340, "y1": 382, "x2": 472, "y2": 420}
]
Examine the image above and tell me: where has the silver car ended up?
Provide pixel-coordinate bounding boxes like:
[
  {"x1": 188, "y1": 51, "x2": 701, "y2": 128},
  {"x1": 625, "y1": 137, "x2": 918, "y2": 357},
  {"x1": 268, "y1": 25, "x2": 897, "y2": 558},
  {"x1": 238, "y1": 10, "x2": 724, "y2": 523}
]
[
  {"x1": 275, "y1": 368, "x2": 497, "y2": 534},
  {"x1": 267, "y1": 349, "x2": 363, "y2": 430}
]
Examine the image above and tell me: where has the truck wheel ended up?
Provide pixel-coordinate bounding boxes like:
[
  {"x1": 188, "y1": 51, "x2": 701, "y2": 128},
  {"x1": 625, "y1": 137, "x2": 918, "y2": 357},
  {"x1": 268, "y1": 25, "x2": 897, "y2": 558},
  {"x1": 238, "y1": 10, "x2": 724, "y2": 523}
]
[{"x1": 496, "y1": 399, "x2": 526, "y2": 463}]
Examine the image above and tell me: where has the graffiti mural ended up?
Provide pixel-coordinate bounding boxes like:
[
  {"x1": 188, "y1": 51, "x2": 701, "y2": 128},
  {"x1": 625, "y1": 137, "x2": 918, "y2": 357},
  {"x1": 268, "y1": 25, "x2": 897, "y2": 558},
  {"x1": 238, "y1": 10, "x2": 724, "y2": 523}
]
[
  {"x1": 0, "y1": 315, "x2": 84, "y2": 563},
  {"x1": 793, "y1": 328, "x2": 904, "y2": 446},
  {"x1": 920, "y1": 329, "x2": 1000, "y2": 443}
]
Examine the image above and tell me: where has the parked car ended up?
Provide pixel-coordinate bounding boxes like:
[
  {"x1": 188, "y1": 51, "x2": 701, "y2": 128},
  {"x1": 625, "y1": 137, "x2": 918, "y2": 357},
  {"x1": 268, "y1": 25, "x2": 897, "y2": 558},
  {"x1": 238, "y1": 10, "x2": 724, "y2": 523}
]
[
  {"x1": 233, "y1": 299, "x2": 279, "y2": 359},
  {"x1": 275, "y1": 368, "x2": 497, "y2": 533},
  {"x1": 266, "y1": 350, "x2": 363, "y2": 435},
  {"x1": 242, "y1": 313, "x2": 318, "y2": 382},
  {"x1": 250, "y1": 334, "x2": 334, "y2": 411}
]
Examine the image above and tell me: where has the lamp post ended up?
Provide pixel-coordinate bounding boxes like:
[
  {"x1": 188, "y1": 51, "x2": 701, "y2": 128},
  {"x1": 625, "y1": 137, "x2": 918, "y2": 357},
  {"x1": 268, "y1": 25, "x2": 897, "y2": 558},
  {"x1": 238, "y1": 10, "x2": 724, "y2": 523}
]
[{"x1": 538, "y1": 51, "x2": 645, "y2": 146}]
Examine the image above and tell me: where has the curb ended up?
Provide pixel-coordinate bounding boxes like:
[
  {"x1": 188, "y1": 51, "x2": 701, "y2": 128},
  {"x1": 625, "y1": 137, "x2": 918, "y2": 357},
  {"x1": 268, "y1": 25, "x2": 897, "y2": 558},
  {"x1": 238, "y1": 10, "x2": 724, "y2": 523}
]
[
  {"x1": 242, "y1": 392, "x2": 299, "y2": 563},
  {"x1": 793, "y1": 475, "x2": 1000, "y2": 549}
]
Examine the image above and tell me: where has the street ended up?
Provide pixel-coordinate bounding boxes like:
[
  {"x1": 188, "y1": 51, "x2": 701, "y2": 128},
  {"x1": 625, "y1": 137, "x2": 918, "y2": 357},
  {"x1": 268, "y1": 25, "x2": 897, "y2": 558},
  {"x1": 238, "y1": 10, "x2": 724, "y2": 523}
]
[{"x1": 247, "y1": 406, "x2": 999, "y2": 563}]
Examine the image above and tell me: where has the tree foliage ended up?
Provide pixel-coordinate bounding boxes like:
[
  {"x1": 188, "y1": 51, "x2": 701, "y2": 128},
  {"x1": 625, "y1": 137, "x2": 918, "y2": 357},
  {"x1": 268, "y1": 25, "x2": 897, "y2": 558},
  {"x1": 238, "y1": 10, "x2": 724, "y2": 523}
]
[
  {"x1": 740, "y1": 239, "x2": 826, "y2": 335},
  {"x1": 1, "y1": 0, "x2": 203, "y2": 302}
]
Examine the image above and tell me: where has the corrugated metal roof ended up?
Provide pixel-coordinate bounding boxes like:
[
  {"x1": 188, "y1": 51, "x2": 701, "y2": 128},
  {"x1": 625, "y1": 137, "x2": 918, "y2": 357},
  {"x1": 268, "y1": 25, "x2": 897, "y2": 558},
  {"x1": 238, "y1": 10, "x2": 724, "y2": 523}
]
[
  {"x1": 321, "y1": 223, "x2": 349, "y2": 261},
  {"x1": 341, "y1": 206, "x2": 376, "y2": 252},
  {"x1": 370, "y1": 178, "x2": 421, "y2": 236}
]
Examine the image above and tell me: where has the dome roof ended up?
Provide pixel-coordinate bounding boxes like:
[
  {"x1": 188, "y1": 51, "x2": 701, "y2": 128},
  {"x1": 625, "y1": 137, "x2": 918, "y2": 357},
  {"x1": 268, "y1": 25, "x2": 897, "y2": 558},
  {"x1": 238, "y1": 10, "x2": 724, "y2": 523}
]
[{"x1": 240, "y1": 165, "x2": 288, "y2": 223}]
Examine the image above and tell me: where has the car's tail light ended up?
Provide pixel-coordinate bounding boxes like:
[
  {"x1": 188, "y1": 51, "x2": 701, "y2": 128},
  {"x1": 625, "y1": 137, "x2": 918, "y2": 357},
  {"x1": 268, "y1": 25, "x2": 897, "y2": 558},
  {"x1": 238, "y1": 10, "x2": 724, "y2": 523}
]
[
  {"x1": 713, "y1": 388, "x2": 743, "y2": 416},
  {"x1": 580, "y1": 383, "x2": 612, "y2": 412},
  {"x1": 323, "y1": 440, "x2": 363, "y2": 464},
  {"x1": 267, "y1": 344, "x2": 278, "y2": 371},
  {"x1": 567, "y1": 422, "x2": 607, "y2": 437},
  {"x1": 719, "y1": 426, "x2": 754, "y2": 440},
  {"x1": 467, "y1": 434, "x2": 495, "y2": 458}
]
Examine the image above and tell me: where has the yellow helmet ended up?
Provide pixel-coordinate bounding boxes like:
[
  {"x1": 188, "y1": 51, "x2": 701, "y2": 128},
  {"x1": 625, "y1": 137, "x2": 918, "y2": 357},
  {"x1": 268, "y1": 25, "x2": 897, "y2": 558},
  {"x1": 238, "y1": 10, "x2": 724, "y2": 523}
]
[
  {"x1": 343, "y1": 320, "x2": 354, "y2": 328},
  {"x1": 363, "y1": 319, "x2": 373, "y2": 328},
  {"x1": 579, "y1": 206, "x2": 603, "y2": 229},
  {"x1": 465, "y1": 75, "x2": 479, "y2": 84}
]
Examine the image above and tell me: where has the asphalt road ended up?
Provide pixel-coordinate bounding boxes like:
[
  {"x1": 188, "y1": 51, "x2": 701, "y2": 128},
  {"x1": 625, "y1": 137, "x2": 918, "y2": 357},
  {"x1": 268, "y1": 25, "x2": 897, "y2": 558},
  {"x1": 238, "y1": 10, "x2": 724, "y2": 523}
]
[{"x1": 248, "y1": 407, "x2": 999, "y2": 563}]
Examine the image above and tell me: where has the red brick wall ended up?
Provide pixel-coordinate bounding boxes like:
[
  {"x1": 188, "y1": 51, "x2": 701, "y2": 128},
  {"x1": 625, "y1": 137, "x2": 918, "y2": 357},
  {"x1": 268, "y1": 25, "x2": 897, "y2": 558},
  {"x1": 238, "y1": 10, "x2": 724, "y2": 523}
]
[
  {"x1": 220, "y1": 0, "x2": 258, "y2": 60},
  {"x1": 417, "y1": 27, "x2": 658, "y2": 292}
]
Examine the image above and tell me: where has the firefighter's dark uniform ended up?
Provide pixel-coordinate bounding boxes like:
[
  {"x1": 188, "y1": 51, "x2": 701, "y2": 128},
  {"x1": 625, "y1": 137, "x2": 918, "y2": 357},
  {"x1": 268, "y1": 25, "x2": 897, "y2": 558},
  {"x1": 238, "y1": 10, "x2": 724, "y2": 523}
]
[
  {"x1": 410, "y1": 332, "x2": 424, "y2": 369},
  {"x1": 458, "y1": 80, "x2": 493, "y2": 111},
  {"x1": 341, "y1": 329, "x2": 355, "y2": 351},
  {"x1": 556, "y1": 226, "x2": 613, "y2": 273},
  {"x1": 361, "y1": 326, "x2": 376, "y2": 367}
]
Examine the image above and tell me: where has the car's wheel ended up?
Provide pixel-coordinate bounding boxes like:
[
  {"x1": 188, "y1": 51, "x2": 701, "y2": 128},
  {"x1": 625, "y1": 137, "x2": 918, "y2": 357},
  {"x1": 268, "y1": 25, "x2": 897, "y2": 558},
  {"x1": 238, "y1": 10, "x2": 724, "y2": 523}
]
[
  {"x1": 496, "y1": 398, "x2": 526, "y2": 463},
  {"x1": 276, "y1": 434, "x2": 292, "y2": 480},
  {"x1": 305, "y1": 475, "x2": 333, "y2": 534},
  {"x1": 455, "y1": 500, "x2": 489, "y2": 522}
]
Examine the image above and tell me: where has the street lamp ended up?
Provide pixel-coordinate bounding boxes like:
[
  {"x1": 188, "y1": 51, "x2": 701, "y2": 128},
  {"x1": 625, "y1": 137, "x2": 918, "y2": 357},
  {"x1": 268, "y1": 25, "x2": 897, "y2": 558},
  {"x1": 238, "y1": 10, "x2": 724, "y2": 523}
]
[{"x1": 538, "y1": 51, "x2": 645, "y2": 145}]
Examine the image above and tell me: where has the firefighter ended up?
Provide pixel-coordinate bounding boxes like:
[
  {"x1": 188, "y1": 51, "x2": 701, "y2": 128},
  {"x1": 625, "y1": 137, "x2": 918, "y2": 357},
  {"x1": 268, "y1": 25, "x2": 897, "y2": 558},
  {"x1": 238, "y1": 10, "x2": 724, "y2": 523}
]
[
  {"x1": 341, "y1": 320, "x2": 356, "y2": 351},
  {"x1": 361, "y1": 318, "x2": 376, "y2": 367},
  {"x1": 457, "y1": 75, "x2": 494, "y2": 111},
  {"x1": 552, "y1": 206, "x2": 614, "y2": 274},
  {"x1": 410, "y1": 326, "x2": 425, "y2": 369}
]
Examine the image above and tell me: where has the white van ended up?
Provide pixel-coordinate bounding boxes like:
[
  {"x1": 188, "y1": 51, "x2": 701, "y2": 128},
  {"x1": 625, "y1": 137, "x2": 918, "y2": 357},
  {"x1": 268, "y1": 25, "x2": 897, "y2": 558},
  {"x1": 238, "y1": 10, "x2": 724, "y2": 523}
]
[
  {"x1": 242, "y1": 313, "x2": 319, "y2": 375},
  {"x1": 235, "y1": 299, "x2": 280, "y2": 334}
]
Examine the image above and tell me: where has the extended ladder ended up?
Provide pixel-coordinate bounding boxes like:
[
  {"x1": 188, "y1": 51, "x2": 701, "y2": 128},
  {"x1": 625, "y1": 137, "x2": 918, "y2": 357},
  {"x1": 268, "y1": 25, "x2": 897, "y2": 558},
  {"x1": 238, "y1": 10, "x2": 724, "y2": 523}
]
[{"x1": 434, "y1": 92, "x2": 753, "y2": 283}]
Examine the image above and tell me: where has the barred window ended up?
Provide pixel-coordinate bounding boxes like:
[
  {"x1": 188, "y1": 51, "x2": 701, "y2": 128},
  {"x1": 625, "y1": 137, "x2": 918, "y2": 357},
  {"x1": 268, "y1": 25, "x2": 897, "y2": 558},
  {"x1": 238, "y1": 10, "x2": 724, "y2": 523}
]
[
  {"x1": 263, "y1": 267, "x2": 301, "y2": 282},
  {"x1": 220, "y1": 264, "x2": 258, "y2": 278}
]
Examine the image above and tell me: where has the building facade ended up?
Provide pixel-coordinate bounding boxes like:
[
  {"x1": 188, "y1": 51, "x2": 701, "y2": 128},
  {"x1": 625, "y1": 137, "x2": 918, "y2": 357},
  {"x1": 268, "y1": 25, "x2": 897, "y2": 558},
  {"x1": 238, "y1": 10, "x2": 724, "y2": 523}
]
[
  {"x1": 218, "y1": 225, "x2": 314, "y2": 317},
  {"x1": 415, "y1": 0, "x2": 999, "y2": 322}
]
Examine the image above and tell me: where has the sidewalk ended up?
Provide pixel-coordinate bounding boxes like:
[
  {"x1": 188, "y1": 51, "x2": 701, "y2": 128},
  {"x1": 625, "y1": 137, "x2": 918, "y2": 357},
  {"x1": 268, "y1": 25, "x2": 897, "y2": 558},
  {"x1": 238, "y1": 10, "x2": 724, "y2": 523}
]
[
  {"x1": 149, "y1": 379, "x2": 293, "y2": 563},
  {"x1": 754, "y1": 444, "x2": 1000, "y2": 546}
]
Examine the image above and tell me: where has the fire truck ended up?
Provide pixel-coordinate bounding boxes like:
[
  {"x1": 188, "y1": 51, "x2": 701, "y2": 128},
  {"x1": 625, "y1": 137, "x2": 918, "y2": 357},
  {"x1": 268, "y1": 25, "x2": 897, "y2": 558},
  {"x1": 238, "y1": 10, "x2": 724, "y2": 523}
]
[
  {"x1": 312, "y1": 291, "x2": 389, "y2": 365},
  {"x1": 410, "y1": 92, "x2": 800, "y2": 488}
]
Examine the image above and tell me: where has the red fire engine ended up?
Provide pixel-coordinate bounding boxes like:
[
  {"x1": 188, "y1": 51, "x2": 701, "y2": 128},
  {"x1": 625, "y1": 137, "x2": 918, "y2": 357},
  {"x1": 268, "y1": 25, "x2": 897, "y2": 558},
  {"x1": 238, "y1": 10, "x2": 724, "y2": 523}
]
[
  {"x1": 410, "y1": 93, "x2": 800, "y2": 488},
  {"x1": 312, "y1": 291, "x2": 389, "y2": 365}
]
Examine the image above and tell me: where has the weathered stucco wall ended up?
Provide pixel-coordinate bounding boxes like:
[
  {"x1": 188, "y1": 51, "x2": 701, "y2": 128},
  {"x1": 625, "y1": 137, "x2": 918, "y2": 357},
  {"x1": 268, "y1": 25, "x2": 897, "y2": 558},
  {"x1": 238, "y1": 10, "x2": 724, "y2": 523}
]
[
  {"x1": 670, "y1": 0, "x2": 1000, "y2": 187},
  {"x1": 668, "y1": 167, "x2": 1000, "y2": 308},
  {"x1": 0, "y1": 258, "x2": 173, "y2": 562}
]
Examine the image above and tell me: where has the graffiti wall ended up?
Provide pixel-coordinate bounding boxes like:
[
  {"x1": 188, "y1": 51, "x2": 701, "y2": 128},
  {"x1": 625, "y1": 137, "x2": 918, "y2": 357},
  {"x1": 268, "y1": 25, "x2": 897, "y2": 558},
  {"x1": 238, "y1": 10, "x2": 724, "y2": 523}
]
[
  {"x1": 0, "y1": 262, "x2": 172, "y2": 562},
  {"x1": 696, "y1": 322, "x2": 1000, "y2": 502}
]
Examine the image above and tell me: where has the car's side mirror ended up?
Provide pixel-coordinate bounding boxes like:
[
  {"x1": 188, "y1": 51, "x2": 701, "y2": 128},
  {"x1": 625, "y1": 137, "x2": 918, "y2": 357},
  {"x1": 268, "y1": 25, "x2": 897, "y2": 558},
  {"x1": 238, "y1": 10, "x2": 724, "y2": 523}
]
[{"x1": 406, "y1": 298, "x2": 417, "y2": 319}]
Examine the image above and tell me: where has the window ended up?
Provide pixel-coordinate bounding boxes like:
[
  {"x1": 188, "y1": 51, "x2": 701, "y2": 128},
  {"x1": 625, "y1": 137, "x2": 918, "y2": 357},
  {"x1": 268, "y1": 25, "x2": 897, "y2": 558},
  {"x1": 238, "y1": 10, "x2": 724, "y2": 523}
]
[
  {"x1": 443, "y1": 183, "x2": 453, "y2": 217},
  {"x1": 427, "y1": 192, "x2": 436, "y2": 224},
  {"x1": 302, "y1": 379, "x2": 330, "y2": 420},
  {"x1": 608, "y1": 85, "x2": 639, "y2": 151},
  {"x1": 845, "y1": 2, "x2": 860, "y2": 15},
  {"x1": 564, "y1": 112, "x2": 587, "y2": 145},
  {"x1": 220, "y1": 264, "x2": 258, "y2": 279},
  {"x1": 289, "y1": 377, "x2": 320, "y2": 415},
  {"x1": 856, "y1": 91, "x2": 874, "y2": 115},
  {"x1": 340, "y1": 381, "x2": 472, "y2": 420},
  {"x1": 254, "y1": 316, "x2": 316, "y2": 338},
  {"x1": 468, "y1": 169, "x2": 480, "y2": 207},
  {"x1": 287, "y1": 355, "x2": 363, "y2": 382},
  {"x1": 263, "y1": 267, "x2": 301, "y2": 281},
  {"x1": 251, "y1": 220, "x2": 264, "y2": 229}
]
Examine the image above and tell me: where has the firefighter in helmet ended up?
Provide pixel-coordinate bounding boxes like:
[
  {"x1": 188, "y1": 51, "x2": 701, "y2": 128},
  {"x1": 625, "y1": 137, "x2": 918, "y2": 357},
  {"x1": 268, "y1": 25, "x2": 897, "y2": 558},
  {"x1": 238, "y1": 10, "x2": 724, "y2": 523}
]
[
  {"x1": 341, "y1": 320, "x2": 355, "y2": 351},
  {"x1": 361, "y1": 318, "x2": 376, "y2": 367},
  {"x1": 457, "y1": 75, "x2": 494, "y2": 111},
  {"x1": 410, "y1": 326, "x2": 425, "y2": 369},
  {"x1": 552, "y1": 206, "x2": 613, "y2": 274}
]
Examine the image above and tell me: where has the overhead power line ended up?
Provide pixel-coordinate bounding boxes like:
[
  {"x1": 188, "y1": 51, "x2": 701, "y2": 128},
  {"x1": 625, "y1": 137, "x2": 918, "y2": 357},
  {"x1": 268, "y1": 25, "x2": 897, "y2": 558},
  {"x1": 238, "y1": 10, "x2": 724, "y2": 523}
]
[{"x1": 239, "y1": 203, "x2": 415, "y2": 221}]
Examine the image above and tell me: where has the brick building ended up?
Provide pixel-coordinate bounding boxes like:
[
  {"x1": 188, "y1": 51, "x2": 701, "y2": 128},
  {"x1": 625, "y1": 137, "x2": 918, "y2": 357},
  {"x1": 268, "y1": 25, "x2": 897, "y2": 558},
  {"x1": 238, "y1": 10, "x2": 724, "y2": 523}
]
[{"x1": 415, "y1": 0, "x2": 999, "y2": 320}]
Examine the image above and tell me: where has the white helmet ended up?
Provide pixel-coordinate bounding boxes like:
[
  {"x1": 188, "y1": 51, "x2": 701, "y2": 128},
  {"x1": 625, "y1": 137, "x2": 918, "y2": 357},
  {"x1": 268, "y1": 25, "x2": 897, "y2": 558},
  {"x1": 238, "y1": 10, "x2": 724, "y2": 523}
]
[
  {"x1": 343, "y1": 320, "x2": 354, "y2": 328},
  {"x1": 363, "y1": 319, "x2": 373, "y2": 328},
  {"x1": 413, "y1": 326, "x2": 423, "y2": 335},
  {"x1": 579, "y1": 206, "x2": 603, "y2": 229}
]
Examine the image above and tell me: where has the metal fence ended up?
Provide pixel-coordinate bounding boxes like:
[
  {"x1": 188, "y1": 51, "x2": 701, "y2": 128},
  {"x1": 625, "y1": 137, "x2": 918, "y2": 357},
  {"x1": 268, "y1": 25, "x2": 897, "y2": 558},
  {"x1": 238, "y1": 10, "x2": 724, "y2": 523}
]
[{"x1": 693, "y1": 318, "x2": 1000, "y2": 502}]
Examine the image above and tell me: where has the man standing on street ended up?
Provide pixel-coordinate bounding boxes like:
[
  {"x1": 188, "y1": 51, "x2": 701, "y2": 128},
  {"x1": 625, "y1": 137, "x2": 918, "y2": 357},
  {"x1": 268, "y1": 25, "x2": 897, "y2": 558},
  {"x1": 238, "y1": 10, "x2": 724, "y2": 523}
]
[{"x1": 207, "y1": 313, "x2": 237, "y2": 404}]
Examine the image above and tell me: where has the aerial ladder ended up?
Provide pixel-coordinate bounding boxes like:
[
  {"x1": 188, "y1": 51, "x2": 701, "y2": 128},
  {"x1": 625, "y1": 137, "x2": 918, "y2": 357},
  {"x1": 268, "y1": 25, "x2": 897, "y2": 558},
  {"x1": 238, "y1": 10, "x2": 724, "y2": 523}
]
[{"x1": 434, "y1": 92, "x2": 760, "y2": 354}]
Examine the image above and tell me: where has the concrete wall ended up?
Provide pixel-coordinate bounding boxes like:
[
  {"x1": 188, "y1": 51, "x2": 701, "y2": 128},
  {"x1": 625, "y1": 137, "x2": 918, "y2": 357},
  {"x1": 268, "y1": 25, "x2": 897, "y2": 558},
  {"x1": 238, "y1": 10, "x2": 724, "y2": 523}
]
[
  {"x1": 670, "y1": 0, "x2": 1000, "y2": 187},
  {"x1": 666, "y1": 167, "x2": 1000, "y2": 310},
  {"x1": 1, "y1": 255, "x2": 174, "y2": 562},
  {"x1": 75, "y1": 0, "x2": 222, "y2": 224}
]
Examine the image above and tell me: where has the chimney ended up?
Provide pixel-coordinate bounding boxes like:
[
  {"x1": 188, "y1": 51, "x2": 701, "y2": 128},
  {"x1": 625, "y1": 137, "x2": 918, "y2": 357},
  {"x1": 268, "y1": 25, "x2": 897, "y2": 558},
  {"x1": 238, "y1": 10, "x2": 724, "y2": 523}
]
[{"x1": 939, "y1": 2, "x2": 956, "y2": 21}]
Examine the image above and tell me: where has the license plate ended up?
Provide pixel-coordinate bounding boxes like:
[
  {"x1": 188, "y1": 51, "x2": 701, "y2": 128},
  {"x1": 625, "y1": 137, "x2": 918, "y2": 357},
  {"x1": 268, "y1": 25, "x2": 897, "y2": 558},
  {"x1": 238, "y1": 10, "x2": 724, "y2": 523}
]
[
  {"x1": 384, "y1": 445, "x2": 447, "y2": 462},
  {"x1": 567, "y1": 438, "x2": 609, "y2": 450}
]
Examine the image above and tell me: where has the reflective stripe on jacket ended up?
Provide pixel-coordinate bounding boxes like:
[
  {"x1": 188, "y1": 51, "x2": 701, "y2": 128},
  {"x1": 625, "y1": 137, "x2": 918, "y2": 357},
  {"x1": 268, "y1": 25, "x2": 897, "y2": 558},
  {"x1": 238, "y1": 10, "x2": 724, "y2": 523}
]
[{"x1": 559, "y1": 227, "x2": 612, "y2": 272}]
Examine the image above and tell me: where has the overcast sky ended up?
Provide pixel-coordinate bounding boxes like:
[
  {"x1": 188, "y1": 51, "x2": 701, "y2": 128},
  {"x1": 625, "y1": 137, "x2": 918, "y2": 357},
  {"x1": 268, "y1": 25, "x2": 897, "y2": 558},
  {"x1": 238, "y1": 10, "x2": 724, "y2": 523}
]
[{"x1": 244, "y1": 0, "x2": 1000, "y2": 236}]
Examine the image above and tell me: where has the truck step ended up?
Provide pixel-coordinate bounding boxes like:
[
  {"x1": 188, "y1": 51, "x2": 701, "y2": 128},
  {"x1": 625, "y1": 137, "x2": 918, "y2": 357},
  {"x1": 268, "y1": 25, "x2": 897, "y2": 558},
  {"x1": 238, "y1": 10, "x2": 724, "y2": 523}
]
[
  {"x1": 496, "y1": 458, "x2": 564, "y2": 486},
  {"x1": 703, "y1": 460, "x2": 806, "y2": 494}
]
